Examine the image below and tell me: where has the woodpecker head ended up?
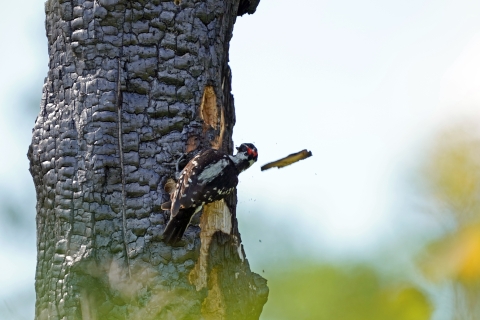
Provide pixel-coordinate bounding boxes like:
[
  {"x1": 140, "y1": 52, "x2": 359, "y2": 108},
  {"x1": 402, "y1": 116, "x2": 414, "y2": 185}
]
[{"x1": 231, "y1": 143, "x2": 258, "y2": 173}]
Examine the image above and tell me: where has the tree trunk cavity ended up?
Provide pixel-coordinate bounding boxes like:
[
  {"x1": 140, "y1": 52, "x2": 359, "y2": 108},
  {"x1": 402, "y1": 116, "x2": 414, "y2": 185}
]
[{"x1": 27, "y1": 0, "x2": 267, "y2": 319}]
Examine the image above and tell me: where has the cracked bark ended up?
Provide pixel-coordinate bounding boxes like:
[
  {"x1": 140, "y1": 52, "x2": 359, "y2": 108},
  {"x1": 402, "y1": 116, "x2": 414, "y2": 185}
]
[{"x1": 28, "y1": 0, "x2": 267, "y2": 319}]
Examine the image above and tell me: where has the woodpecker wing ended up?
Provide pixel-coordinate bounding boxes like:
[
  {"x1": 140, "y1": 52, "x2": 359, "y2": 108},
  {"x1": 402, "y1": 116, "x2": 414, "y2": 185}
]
[
  {"x1": 261, "y1": 149, "x2": 312, "y2": 171},
  {"x1": 170, "y1": 149, "x2": 239, "y2": 218}
]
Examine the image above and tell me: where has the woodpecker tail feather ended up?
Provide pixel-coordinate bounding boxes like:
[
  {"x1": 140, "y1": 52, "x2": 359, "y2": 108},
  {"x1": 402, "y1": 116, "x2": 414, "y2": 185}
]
[{"x1": 163, "y1": 207, "x2": 195, "y2": 245}]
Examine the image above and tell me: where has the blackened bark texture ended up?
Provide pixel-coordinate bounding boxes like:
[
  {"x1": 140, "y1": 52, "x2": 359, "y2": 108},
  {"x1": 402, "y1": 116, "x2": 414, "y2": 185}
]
[{"x1": 27, "y1": 0, "x2": 267, "y2": 319}]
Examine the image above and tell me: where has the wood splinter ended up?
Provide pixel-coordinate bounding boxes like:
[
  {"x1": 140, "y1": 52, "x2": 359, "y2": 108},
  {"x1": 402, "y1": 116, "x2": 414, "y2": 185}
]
[{"x1": 261, "y1": 149, "x2": 313, "y2": 171}]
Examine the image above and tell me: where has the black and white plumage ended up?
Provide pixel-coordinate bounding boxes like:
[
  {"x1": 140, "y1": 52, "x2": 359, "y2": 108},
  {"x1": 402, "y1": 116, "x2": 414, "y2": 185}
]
[{"x1": 162, "y1": 143, "x2": 258, "y2": 245}]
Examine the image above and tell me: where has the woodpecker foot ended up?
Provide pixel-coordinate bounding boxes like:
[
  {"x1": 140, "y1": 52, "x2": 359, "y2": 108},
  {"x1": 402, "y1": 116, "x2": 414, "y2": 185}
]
[
  {"x1": 174, "y1": 153, "x2": 185, "y2": 179},
  {"x1": 165, "y1": 152, "x2": 186, "y2": 179}
]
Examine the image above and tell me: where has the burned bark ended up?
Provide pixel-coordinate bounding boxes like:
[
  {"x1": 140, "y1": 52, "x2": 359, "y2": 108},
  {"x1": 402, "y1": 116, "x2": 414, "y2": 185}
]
[{"x1": 28, "y1": 0, "x2": 268, "y2": 318}]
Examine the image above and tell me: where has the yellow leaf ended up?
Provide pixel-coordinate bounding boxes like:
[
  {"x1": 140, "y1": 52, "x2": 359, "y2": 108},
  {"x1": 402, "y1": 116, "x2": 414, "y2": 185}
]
[{"x1": 421, "y1": 224, "x2": 480, "y2": 284}]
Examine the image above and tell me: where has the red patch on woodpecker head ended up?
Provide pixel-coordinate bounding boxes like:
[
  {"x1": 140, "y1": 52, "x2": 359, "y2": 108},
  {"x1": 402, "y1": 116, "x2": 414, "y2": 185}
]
[{"x1": 247, "y1": 147, "x2": 258, "y2": 158}]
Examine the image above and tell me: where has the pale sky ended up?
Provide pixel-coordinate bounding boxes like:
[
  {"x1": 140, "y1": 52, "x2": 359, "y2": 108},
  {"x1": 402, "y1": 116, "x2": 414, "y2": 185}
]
[
  {"x1": 232, "y1": 0, "x2": 480, "y2": 253},
  {"x1": 1, "y1": 0, "x2": 480, "y2": 318}
]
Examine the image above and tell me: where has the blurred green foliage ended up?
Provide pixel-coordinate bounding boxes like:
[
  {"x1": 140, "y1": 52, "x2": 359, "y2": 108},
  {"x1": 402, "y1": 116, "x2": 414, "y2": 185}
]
[
  {"x1": 423, "y1": 124, "x2": 480, "y2": 224},
  {"x1": 262, "y1": 263, "x2": 431, "y2": 320},
  {"x1": 419, "y1": 122, "x2": 480, "y2": 317}
]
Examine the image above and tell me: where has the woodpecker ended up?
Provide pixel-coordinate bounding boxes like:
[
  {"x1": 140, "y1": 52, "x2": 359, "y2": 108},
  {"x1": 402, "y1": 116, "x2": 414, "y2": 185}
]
[{"x1": 162, "y1": 143, "x2": 258, "y2": 245}]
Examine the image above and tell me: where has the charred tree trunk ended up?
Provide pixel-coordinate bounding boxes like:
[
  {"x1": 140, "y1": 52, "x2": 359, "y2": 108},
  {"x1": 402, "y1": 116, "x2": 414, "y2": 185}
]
[{"x1": 27, "y1": 0, "x2": 267, "y2": 318}]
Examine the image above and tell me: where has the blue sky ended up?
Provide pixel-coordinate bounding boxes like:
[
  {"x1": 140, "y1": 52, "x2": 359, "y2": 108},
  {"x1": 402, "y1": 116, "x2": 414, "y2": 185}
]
[{"x1": 1, "y1": 0, "x2": 480, "y2": 318}]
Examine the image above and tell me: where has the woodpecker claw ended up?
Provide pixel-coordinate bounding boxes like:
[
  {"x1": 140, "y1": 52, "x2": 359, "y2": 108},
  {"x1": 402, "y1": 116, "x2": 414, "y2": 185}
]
[
  {"x1": 164, "y1": 152, "x2": 186, "y2": 179},
  {"x1": 175, "y1": 153, "x2": 185, "y2": 180}
]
